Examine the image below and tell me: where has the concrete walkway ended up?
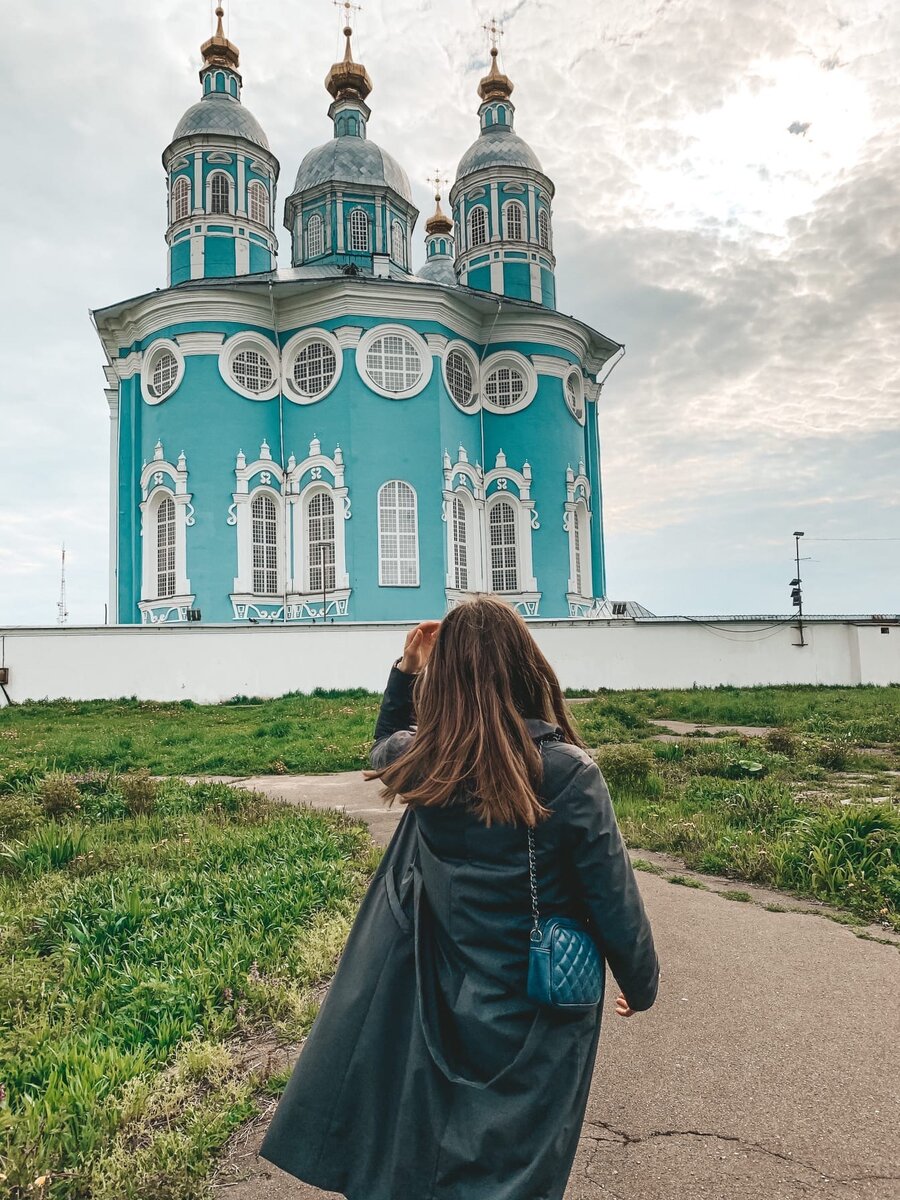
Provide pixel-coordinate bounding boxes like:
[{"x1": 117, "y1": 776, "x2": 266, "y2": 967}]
[{"x1": 213, "y1": 773, "x2": 900, "y2": 1200}]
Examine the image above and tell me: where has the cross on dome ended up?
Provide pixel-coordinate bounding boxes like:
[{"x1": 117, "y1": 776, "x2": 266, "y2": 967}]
[
  {"x1": 425, "y1": 170, "x2": 452, "y2": 235},
  {"x1": 325, "y1": 0, "x2": 372, "y2": 101},
  {"x1": 201, "y1": 4, "x2": 240, "y2": 73},
  {"x1": 478, "y1": 17, "x2": 514, "y2": 102}
]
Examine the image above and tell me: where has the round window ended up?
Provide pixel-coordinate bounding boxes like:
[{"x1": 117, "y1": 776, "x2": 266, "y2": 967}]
[
  {"x1": 292, "y1": 340, "x2": 337, "y2": 397},
  {"x1": 445, "y1": 349, "x2": 476, "y2": 408},
  {"x1": 365, "y1": 333, "x2": 422, "y2": 394},
  {"x1": 149, "y1": 351, "x2": 179, "y2": 399},
  {"x1": 232, "y1": 348, "x2": 274, "y2": 394},
  {"x1": 565, "y1": 373, "x2": 584, "y2": 420},
  {"x1": 484, "y1": 366, "x2": 525, "y2": 408}
]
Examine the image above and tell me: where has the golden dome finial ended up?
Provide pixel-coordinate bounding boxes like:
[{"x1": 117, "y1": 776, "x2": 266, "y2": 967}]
[
  {"x1": 201, "y1": 4, "x2": 240, "y2": 73},
  {"x1": 478, "y1": 18, "x2": 513, "y2": 103},
  {"x1": 326, "y1": 1, "x2": 372, "y2": 102},
  {"x1": 425, "y1": 171, "x2": 453, "y2": 235}
]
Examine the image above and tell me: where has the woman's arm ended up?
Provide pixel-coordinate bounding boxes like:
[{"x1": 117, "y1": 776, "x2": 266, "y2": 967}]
[
  {"x1": 559, "y1": 758, "x2": 660, "y2": 1012},
  {"x1": 370, "y1": 663, "x2": 418, "y2": 770}
]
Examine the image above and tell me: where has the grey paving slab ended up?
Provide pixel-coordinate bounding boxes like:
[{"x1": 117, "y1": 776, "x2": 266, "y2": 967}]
[{"x1": 213, "y1": 773, "x2": 900, "y2": 1200}]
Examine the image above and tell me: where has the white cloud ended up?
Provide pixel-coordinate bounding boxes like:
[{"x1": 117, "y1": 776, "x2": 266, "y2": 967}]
[{"x1": 0, "y1": 0, "x2": 897, "y2": 623}]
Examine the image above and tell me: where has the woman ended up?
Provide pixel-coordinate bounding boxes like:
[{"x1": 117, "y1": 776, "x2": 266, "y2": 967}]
[{"x1": 261, "y1": 597, "x2": 659, "y2": 1200}]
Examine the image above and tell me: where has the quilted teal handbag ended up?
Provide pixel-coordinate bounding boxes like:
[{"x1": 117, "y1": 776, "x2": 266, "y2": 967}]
[{"x1": 526, "y1": 824, "x2": 604, "y2": 1013}]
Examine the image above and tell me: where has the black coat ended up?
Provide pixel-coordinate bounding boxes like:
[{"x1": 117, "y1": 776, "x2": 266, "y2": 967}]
[{"x1": 261, "y1": 666, "x2": 659, "y2": 1200}]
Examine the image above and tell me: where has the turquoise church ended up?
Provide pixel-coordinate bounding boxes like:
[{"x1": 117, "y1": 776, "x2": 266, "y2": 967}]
[{"x1": 93, "y1": 8, "x2": 622, "y2": 625}]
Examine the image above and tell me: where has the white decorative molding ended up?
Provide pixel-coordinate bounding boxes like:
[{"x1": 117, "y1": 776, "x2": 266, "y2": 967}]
[
  {"x1": 140, "y1": 339, "x2": 186, "y2": 407},
  {"x1": 139, "y1": 443, "x2": 193, "y2": 610},
  {"x1": 564, "y1": 368, "x2": 586, "y2": 425},
  {"x1": 113, "y1": 351, "x2": 141, "y2": 381},
  {"x1": 280, "y1": 327, "x2": 343, "y2": 405},
  {"x1": 564, "y1": 464, "x2": 593, "y2": 602},
  {"x1": 423, "y1": 332, "x2": 449, "y2": 353},
  {"x1": 333, "y1": 325, "x2": 363, "y2": 348},
  {"x1": 286, "y1": 439, "x2": 351, "y2": 602},
  {"x1": 207, "y1": 152, "x2": 234, "y2": 164},
  {"x1": 481, "y1": 350, "x2": 537, "y2": 415},
  {"x1": 442, "y1": 340, "x2": 481, "y2": 413},
  {"x1": 218, "y1": 331, "x2": 280, "y2": 402},
  {"x1": 139, "y1": 597, "x2": 195, "y2": 624},
  {"x1": 530, "y1": 354, "x2": 572, "y2": 380},
  {"x1": 355, "y1": 323, "x2": 433, "y2": 401},
  {"x1": 175, "y1": 331, "x2": 227, "y2": 356}
]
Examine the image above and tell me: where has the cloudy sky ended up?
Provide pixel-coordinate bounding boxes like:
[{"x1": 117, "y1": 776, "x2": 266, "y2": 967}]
[{"x1": 1, "y1": 0, "x2": 897, "y2": 624}]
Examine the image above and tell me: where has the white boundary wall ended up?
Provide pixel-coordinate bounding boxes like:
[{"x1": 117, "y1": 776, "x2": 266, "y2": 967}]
[{"x1": 0, "y1": 619, "x2": 898, "y2": 704}]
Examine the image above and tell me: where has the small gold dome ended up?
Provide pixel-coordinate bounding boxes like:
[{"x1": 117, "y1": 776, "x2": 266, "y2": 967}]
[
  {"x1": 325, "y1": 26, "x2": 373, "y2": 102},
  {"x1": 425, "y1": 192, "x2": 453, "y2": 236},
  {"x1": 477, "y1": 47, "x2": 513, "y2": 103},
  {"x1": 201, "y1": 6, "x2": 240, "y2": 73}
]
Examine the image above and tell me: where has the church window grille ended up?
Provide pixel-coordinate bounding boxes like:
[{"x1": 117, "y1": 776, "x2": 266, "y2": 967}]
[
  {"x1": 251, "y1": 493, "x2": 278, "y2": 595},
  {"x1": 172, "y1": 176, "x2": 190, "y2": 222},
  {"x1": 149, "y1": 351, "x2": 179, "y2": 399},
  {"x1": 378, "y1": 481, "x2": 418, "y2": 586},
  {"x1": 365, "y1": 333, "x2": 422, "y2": 394},
  {"x1": 156, "y1": 497, "x2": 176, "y2": 599},
  {"x1": 565, "y1": 372, "x2": 584, "y2": 420},
  {"x1": 489, "y1": 501, "x2": 518, "y2": 592},
  {"x1": 307, "y1": 491, "x2": 336, "y2": 592},
  {"x1": 210, "y1": 172, "x2": 231, "y2": 215},
  {"x1": 445, "y1": 349, "x2": 475, "y2": 408},
  {"x1": 292, "y1": 341, "x2": 337, "y2": 398},
  {"x1": 232, "y1": 349, "x2": 274, "y2": 394},
  {"x1": 469, "y1": 205, "x2": 487, "y2": 247},
  {"x1": 391, "y1": 220, "x2": 406, "y2": 267},
  {"x1": 538, "y1": 209, "x2": 551, "y2": 249},
  {"x1": 248, "y1": 181, "x2": 268, "y2": 225},
  {"x1": 306, "y1": 213, "x2": 324, "y2": 258},
  {"x1": 349, "y1": 208, "x2": 370, "y2": 252},
  {"x1": 451, "y1": 496, "x2": 468, "y2": 590},
  {"x1": 504, "y1": 201, "x2": 524, "y2": 241},
  {"x1": 484, "y1": 365, "x2": 525, "y2": 408}
]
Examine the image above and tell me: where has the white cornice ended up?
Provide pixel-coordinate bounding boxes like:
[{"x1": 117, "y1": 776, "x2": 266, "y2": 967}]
[
  {"x1": 530, "y1": 354, "x2": 571, "y2": 378},
  {"x1": 175, "y1": 331, "x2": 227, "y2": 355}
]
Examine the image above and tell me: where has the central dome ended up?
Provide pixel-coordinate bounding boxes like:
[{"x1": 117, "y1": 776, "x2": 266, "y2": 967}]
[
  {"x1": 456, "y1": 127, "x2": 542, "y2": 182},
  {"x1": 172, "y1": 93, "x2": 270, "y2": 151},
  {"x1": 292, "y1": 137, "x2": 412, "y2": 202}
]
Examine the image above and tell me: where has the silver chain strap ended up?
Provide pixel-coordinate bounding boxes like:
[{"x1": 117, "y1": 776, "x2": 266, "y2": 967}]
[{"x1": 527, "y1": 826, "x2": 541, "y2": 941}]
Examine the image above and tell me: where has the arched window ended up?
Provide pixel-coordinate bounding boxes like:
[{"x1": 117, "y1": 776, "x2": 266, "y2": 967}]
[
  {"x1": 573, "y1": 506, "x2": 584, "y2": 597},
  {"x1": 306, "y1": 212, "x2": 324, "y2": 258},
  {"x1": 391, "y1": 219, "x2": 406, "y2": 267},
  {"x1": 504, "y1": 201, "x2": 524, "y2": 241},
  {"x1": 248, "y1": 181, "x2": 268, "y2": 225},
  {"x1": 451, "y1": 495, "x2": 468, "y2": 591},
  {"x1": 469, "y1": 205, "x2": 487, "y2": 247},
  {"x1": 538, "y1": 209, "x2": 551, "y2": 249},
  {"x1": 489, "y1": 500, "x2": 518, "y2": 593},
  {"x1": 156, "y1": 497, "x2": 176, "y2": 599},
  {"x1": 307, "y1": 491, "x2": 336, "y2": 593},
  {"x1": 171, "y1": 176, "x2": 191, "y2": 223},
  {"x1": 251, "y1": 493, "x2": 279, "y2": 595},
  {"x1": 378, "y1": 481, "x2": 418, "y2": 586},
  {"x1": 210, "y1": 172, "x2": 231, "y2": 215},
  {"x1": 349, "y1": 208, "x2": 370, "y2": 252}
]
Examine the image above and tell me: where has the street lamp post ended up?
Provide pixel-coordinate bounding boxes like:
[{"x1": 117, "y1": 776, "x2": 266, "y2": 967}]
[{"x1": 790, "y1": 531, "x2": 805, "y2": 648}]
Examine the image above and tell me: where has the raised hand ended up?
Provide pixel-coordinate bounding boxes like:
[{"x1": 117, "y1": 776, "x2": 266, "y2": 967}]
[{"x1": 397, "y1": 620, "x2": 441, "y2": 674}]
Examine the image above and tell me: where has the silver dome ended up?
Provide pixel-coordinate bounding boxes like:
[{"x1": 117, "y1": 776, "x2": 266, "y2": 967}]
[
  {"x1": 290, "y1": 138, "x2": 412, "y2": 202},
  {"x1": 417, "y1": 257, "x2": 457, "y2": 286},
  {"x1": 171, "y1": 94, "x2": 271, "y2": 151},
  {"x1": 456, "y1": 128, "x2": 542, "y2": 182}
]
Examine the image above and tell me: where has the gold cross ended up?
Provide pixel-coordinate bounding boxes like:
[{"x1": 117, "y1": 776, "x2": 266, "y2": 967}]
[
  {"x1": 426, "y1": 170, "x2": 449, "y2": 199},
  {"x1": 334, "y1": 0, "x2": 362, "y2": 29},
  {"x1": 483, "y1": 17, "x2": 503, "y2": 51}
]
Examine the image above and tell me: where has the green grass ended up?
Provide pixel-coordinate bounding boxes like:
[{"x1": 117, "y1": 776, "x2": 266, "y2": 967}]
[
  {"x1": 0, "y1": 777, "x2": 373, "y2": 1199},
  {"x1": 0, "y1": 692, "x2": 381, "y2": 779}
]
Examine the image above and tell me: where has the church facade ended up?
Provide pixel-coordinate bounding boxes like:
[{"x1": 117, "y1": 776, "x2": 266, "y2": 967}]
[{"x1": 93, "y1": 9, "x2": 621, "y2": 625}]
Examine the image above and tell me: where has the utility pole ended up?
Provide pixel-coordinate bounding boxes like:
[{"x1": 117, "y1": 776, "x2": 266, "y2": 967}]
[
  {"x1": 789, "y1": 531, "x2": 805, "y2": 647},
  {"x1": 57, "y1": 544, "x2": 69, "y2": 626}
]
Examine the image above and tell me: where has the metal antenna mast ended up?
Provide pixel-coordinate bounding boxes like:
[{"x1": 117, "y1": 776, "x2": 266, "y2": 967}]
[{"x1": 57, "y1": 543, "x2": 69, "y2": 626}]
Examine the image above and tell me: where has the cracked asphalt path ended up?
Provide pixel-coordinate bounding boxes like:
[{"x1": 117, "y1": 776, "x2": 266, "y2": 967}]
[{"x1": 213, "y1": 773, "x2": 900, "y2": 1200}]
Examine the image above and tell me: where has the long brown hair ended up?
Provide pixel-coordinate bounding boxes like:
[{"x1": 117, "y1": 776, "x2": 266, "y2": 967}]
[{"x1": 373, "y1": 596, "x2": 584, "y2": 827}]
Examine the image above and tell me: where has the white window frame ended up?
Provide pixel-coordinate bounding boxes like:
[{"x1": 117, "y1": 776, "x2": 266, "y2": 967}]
[
  {"x1": 487, "y1": 496, "x2": 520, "y2": 593},
  {"x1": 504, "y1": 200, "x2": 525, "y2": 241},
  {"x1": 171, "y1": 175, "x2": 191, "y2": 223},
  {"x1": 356, "y1": 324, "x2": 433, "y2": 400},
  {"x1": 218, "y1": 332, "x2": 280, "y2": 401},
  {"x1": 156, "y1": 495, "x2": 177, "y2": 598},
  {"x1": 480, "y1": 350, "x2": 537, "y2": 415},
  {"x1": 286, "y1": 439, "x2": 351, "y2": 610},
  {"x1": 377, "y1": 481, "x2": 420, "y2": 587},
  {"x1": 348, "y1": 207, "x2": 370, "y2": 252},
  {"x1": 564, "y1": 368, "x2": 586, "y2": 425},
  {"x1": 248, "y1": 179, "x2": 269, "y2": 226},
  {"x1": 468, "y1": 204, "x2": 488, "y2": 247},
  {"x1": 390, "y1": 219, "x2": 406, "y2": 267},
  {"x1": 231, "y1": 452, "x2": 287, "y2": 601},
  {"x1": 207, "y1": 170, "x2": 234, "y2": 215},
  {"x1": 306, "y1": 212, "x2": 325, "y2": 258},
  {"x1": 139, "y1": 444, "x2": 194, "y2": 622},
  {"x1": 447, "y1": 486, "x2": 483, "y2": 593},
  {"x1": 441, "y1": 341, "x2": 480, "y2": 413},
  {"x1": 250, "y1": 490, "x2": 281, "y2": 596},
  {"x1": 538, "y1": 208, "x2": 551, "y2": 249},
  {"x1": 140, "y1": 338, "x2": 185, "y2": 406},
  {"x1": 304, "y1": 486, "x2": 338, "y2": 595},
  {"x1": 565, "y1": 468, "x2": 593, "y2": 605},
  {"x1": 281, "y1": 327, "x2": 343, "y2": 405}
]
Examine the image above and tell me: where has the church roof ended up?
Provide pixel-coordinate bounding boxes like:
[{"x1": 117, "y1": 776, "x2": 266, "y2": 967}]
[
  {"x1": 417, "y1": 257, "x2": 457, "y2": 286},
  {"x1": 456, "y1": 127, "x2": 543, "y2": 182},
  {"x1": 290, "y1": 136, "x2": 412, "y2": 202},
  {"x1": 172, "y1": 94, "x2": 271, "y2": 151}
]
